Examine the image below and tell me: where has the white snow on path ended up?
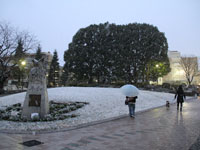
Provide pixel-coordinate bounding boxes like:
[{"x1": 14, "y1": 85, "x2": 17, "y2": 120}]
[{"x1": 0, "y1": 87, "x2": 175, "y2": 131}]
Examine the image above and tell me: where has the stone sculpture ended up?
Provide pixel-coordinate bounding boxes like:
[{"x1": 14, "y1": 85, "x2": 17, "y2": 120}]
[{"x1": 22, "y1": 56, "x2": 49, "y2": 120}]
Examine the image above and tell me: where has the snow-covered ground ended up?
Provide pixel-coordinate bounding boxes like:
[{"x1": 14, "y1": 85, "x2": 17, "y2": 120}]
[{"x1": 0, "y1": 87, "x2": 175, "y2": 131}]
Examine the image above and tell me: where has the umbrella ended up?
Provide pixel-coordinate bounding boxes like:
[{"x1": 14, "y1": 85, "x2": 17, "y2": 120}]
[{"x1": 120, "y1": 84, "x2": 139, "y2": 97}]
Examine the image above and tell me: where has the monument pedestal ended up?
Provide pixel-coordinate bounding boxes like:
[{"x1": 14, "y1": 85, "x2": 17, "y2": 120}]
[{"x1": 22, "y1": 60, "x2": 49, "y2": 120}]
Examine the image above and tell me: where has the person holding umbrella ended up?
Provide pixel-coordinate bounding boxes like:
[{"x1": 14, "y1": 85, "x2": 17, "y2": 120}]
[
  {"x1": 125, "y1": 96, "x2": 138, "y2": 118},
  {"x1": 121, "y1": 84, "x2": 139, "y2": 118}
]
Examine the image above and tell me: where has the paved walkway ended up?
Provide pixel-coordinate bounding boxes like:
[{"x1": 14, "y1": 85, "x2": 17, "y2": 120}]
[{"x1": 0, "y1": 98, "x2": 200, "y2": 150}]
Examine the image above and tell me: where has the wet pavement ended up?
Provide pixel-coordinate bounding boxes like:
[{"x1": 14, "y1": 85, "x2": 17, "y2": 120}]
[{"x1": 0, "y1": 98, "x2": 200, "y2": 150}]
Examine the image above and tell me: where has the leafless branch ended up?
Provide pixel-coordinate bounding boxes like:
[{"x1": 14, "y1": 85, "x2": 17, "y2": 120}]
[
  {"x1": 180, "y1": 57, "x2": 198, "y2": 85},
  {"x1": 0, "y1": 22, "x2": 38, "y2": 90}
]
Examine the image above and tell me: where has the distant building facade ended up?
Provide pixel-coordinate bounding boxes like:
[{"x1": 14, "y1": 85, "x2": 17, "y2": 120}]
[
  {"x1": 5, "y1": 52, "x2": 53, "y2": 90},
  {"x1": 24, "y1": 52, "x2": 53, "y2": 71},
  {"x1": 158, "y1": 51, "x2": 200, "y2": 85}
]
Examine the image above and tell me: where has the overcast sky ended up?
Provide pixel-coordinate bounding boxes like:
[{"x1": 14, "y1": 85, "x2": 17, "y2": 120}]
[{"x1": 1, "y1": 0, "x2": 200, "y2": 65}]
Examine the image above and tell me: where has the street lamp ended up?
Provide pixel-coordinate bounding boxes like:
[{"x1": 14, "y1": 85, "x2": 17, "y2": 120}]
[
  {"x1": 21, "y1": 60, "x2": 26, "y2": 66},
  {"x1": 155, "y1": 64, "x2": 160, "y2": 85},
  {"x1": 20, "y1": 60, "x2": 26, "y2": 90}
]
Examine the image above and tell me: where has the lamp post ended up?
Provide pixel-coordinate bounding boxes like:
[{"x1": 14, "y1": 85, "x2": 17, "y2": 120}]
[
  {"x1": 20, "y1": 60, "x2": 26, "y2": 90},
  {"x1": 156, "y1": 64, "x2": 159, "y2": 68},
  {"x1": 155, "y1": 64, "x2": 159, "y2": 84},
  {"x1": 21, "y1": 60, "x2": 26, "y2": 66}
]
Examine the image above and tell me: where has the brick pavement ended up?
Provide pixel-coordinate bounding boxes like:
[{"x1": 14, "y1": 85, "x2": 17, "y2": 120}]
[{"x1": 0, "y1": 98, "x2": 200, "y2": 150}]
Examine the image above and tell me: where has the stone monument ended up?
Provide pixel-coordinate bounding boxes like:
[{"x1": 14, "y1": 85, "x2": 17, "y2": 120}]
[{"x1": 22, "y1": 57, "x2": 49, "y2": 120}]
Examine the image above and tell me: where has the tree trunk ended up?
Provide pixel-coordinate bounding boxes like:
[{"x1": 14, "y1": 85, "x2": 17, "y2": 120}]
[
  {"x1": 88, "y1": 77, "x2": 93, "y2": 84},
  {"x1": 0, "y1": 81, "x2": 5, "y2": 94}
]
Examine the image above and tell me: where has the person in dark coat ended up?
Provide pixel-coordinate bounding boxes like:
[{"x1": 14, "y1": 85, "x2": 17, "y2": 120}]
[
  {"x1": 126, "y1": 96, "x2": 137, "y2": 118},
  {"x1": 174, "y1": 85, "x2": 186, "y2": 111}
]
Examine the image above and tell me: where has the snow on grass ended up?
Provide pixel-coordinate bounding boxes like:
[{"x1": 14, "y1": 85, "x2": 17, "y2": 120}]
[{"x1": 0, "y1": 87, "x2": 175, "y2": 131}]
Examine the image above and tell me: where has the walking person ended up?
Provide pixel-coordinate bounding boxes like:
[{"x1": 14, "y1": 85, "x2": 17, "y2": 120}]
[
  {"x1": 126, "y1": 96, "x2": 137, "y2": 118},
  {"x1": 174, "y1": 85, "x2": 186, "y2": 111}
]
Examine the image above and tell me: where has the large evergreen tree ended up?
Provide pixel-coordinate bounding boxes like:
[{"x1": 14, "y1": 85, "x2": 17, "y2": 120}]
[
  {"x1": 15, "y1": 39, "x2": 24, "y2": 58},
  {"x1": 60, "y1": 63, "x2": 69, "y2": 86},
  {"x1": 63, "y1": 22, "x2": 170, "y2": 85},
  {"x1": 64, "y1": 23, "x2": 118, "y2": 84},
  {"x1": 35, "y1": 44, "x2": 42, "y2": 60},
  {"x1": 12, "y1": 39, "x2": 26, "y2": 89},
  {"x1": 48, "y1": 50, "x2": 60, "y2": 87}
]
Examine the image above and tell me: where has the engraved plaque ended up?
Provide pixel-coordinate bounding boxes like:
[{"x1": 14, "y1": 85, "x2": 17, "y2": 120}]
[{"x1": 29, "y1": 95, "x2": 41, "y2": 107}]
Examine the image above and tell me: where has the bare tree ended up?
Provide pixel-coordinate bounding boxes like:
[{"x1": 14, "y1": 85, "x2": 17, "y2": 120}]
[
  {"x1": 180, "y1": 56, "x2": 199, "y2": 86},
  {"x1": 0, "y1": 22, "x2": 38, "y2": 93}
]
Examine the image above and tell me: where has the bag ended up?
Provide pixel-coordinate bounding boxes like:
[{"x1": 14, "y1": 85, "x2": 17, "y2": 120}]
[{"x1": 125, "y1": 99, "x2": 129, "y2": 105}]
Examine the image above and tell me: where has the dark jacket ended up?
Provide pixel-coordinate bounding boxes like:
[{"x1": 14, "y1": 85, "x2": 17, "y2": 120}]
[
  {"x1": 128, "y1": 96, "x2": 137, "y2": 104},
  {"x1": 175, "y1": 89, "x2": 186, "y2": 103}
]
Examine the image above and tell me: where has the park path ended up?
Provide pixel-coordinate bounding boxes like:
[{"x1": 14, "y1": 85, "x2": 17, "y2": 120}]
[{"x1": 0, "y1": 98, "x2": 200, "y2": 150}]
